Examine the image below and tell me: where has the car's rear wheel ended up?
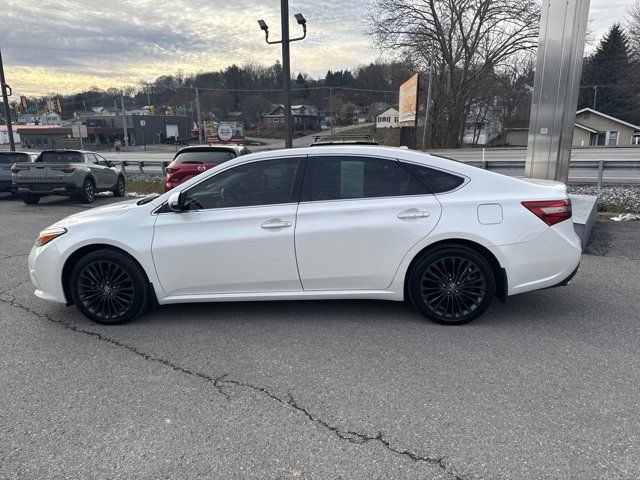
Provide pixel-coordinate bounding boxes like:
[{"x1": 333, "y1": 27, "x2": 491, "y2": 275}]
[
  {"x1": 112, "y1": 176, "x2": 125, "y2": 197},
  {"x1": 21, "y1": 194, "x2": 41, "y2": 205},
  {"x1": 409, "y1": 245, "x2": 495, "y2": 325},
  {"x1": 69, "y1": 249, "x2": 148, "y2": 325},
  {"x1": 79, "y1": 178, "x2": 95, "y2": 204}
]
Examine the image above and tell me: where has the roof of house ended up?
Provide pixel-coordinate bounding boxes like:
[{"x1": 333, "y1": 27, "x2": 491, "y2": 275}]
[
  {"x1": 265, "y1": 104, "x2": 319, "y2": 116},
  {"x1": 574, "y1": 122, "x2": 599, "y2": 134},
  {"x1": 377, "y1": 108, "x2": 399, "y2": 117},
  {"x1": 576, "y1": 108, "x2": 640, "y2": 130}
]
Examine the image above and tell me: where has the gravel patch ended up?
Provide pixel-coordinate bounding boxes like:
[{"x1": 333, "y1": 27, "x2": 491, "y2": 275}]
[
  {"x1": 569, "y1": 185, "x2": 640, "y2": 213},
  {"x1": 125, "y1": 172, "x2": 163, "y2": 182}
]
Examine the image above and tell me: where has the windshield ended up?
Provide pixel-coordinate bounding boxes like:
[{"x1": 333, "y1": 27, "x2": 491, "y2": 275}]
[
  {"x1": 38, "y1": 152, "x2": 84, "y2": 163},
  {"x1": 173, "y1": 150, "x2": 237, "y2": 165},
  {"x1": 0, "y1": 153, "x2": 30, "y2": 164}
]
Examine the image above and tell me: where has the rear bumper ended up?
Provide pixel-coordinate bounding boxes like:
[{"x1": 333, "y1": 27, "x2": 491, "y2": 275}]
[
  {"x1": 15, "y1": 184, "x2": 78, "y2": 196},
  {"x1": 490, "y1": 219, "x2": 582, "y2": 296}
]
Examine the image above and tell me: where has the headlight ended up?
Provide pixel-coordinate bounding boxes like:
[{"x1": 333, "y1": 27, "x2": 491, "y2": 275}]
[{"x1": 36, "y1": 227, "x2": 67, "y2": 247}]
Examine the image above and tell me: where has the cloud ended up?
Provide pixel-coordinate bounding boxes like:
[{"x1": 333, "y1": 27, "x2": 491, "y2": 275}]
[
  {"x1": 1, "y1": 0, "x2": 630, "y2": 97},
  {"x1": 3, "y1": 0, "x2": 372, "y2": 96}
]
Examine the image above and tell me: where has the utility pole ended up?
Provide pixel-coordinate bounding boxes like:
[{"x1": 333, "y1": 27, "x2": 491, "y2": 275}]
[
  {"x1": 593, "y1": 85, "x2": 598, "y2": 110},
  {"x1": 120, "y1": 90, "x2": 129, "y2": 150},
  {"x1": 258, "y1": 3, "x2": 307, "y2": 148},
  {"x1": 195, "y1": 86, "x2": 203, "y2": 144},
  {"x1": 146, "y1": 83, "x2": 151, "y2": 110},
  {"x1": 0, "y1": 50, "x2": 16, "y2": 151},
  {"x1": 329, "y1": 87, "x2": 334, "y2": 136},
  {"x1": 420, "y1": 63, "x2": 433, "y2": 150}
]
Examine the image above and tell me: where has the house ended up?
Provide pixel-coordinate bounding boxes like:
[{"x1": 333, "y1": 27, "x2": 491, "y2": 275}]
[
  {"x1": 376, "y1": 108, "x2": 399, "y2": 129},
  {"x1": 505, "y1": 108, "x2": 640, "y2": 147},
  {"x1": 463, "y1": 103, "x2": 503, "y2": 145},
  {"x1": 573, "y1": 108, "x2": 640, "y2": 146},
  {"x1": 264, "y1": 104, "x2": 319, "y2": 130}
]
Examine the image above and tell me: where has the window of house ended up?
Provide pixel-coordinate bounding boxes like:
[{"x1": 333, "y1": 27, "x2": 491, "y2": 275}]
[
  {"x1": 596, "y1": 131, "x2": 607, "y2": 145},
  {"x1": 306, "y1": 156, "x2": 426, "y2": 201},
  {"x1": 267, "y1": 118, "x2": 271, "y2": 123},
  {"x1": 608, "y1": 131, "x2": 619, "y2": 145}
]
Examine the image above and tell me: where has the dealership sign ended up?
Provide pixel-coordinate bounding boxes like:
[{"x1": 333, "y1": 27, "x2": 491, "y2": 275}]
[
  {"x1": 217, "y1": 123, "x2": 234, "y2": 142},
  {"x1": 204, "y1": 121, "x2": 245, "y2": 144},
  {"x1": 398, "y1": 73, "x2": 419, "y2": 127}
]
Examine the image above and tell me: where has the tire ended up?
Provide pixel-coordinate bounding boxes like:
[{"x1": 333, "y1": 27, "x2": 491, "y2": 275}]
[
  {"x1": 79, "y1": 178, "x2": 95, "y2": 204},
  {"x1": 112, "y1": 176, "x2": 125, "y2": 197},
  {"x1": 69, "y1": 249, "x2": 149, "y2": 325},
  {"x1": 408, "y1": 245, "x2": 495, "y2": 325},
  {"x1": 21, "y1": 194, "x2": 41, "y2": 205}
]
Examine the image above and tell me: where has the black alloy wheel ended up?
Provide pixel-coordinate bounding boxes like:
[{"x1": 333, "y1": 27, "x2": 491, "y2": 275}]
[
  {"x1": 70, "y1": 249, "x2": 148, "y2": 325},
  {"x1": 409, "y1": 246, "x2": 495, "y2": 325}
]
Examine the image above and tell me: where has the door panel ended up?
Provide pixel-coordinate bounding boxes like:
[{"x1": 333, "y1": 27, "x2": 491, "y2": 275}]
[
  {"x1": 295, "y1": 196, "x2": 441, "y2": 290},
  {"x1": 152, "y1": 156, "x2": 305, "y2": 296},
  {"x1": 152, "y1": 205, "x2": 301, "y2": 296},
  {"x1": 295, "y1": 155, "x2": 442, "y2": 291}
]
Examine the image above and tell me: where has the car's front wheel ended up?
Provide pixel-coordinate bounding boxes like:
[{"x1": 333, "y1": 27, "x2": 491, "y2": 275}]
[
  {"x1": 69, "y1": 249, "x2": 149, "y2": 325},
  {"x1": 409, "y1": 245, "x2": 495, "y2": 325}
]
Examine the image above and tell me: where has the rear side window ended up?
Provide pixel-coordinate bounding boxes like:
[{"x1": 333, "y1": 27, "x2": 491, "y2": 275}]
[
  {"x1": 0, "y1": 153, "x2": 30, "y2": 164},
  {"x1": 403, "y1": 163, "x2": 465, "y2": 193},
  {"x1": 307, "y1": 156, "x2": 426, "y2": 201},
  {"x1": 173, "y1": 149, "x2": 237, "y2": 165},
  {"x1": 38, "y1": 152, "x2": 84, "y2": 163}
]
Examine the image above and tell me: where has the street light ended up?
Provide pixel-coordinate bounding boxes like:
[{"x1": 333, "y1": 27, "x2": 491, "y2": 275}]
[{"x1": 257, "y1": 0, "x2": 307, "y2": 148}]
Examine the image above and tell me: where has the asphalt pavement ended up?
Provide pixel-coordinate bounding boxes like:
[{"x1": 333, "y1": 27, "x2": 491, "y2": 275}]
[{"x1": 1, "y1": 194, "x2": 640, "y2": 479}]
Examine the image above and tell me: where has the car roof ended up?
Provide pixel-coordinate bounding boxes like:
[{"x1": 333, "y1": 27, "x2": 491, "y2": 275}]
[{"x1": 0, "y1": 151, "x2": 39, "y2": 155}]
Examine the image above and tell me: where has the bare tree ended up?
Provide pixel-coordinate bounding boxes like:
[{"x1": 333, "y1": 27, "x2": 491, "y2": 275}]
[
  {"x1": 627, "y1": 1, "x2": 640, "y2": 56},
  {"x1": 366, "y1": 0, "x2": 540, "y2": 147}
]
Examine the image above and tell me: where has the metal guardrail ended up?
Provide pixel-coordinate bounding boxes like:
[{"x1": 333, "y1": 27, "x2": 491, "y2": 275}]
[{"x1": 110, "y1": 158, "x2": 640, "y2": 188}]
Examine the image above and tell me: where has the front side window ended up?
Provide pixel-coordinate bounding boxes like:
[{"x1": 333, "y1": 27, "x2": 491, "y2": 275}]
[
  {"x1": 307, "y1": 156, "x2": 426, "y2": 202},
  {"x1": 183, "y1": 158, "x2": 302, "y2": 211}
]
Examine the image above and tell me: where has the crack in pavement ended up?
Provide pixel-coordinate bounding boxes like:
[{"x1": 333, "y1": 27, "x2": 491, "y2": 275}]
[
  {"x1": 1, "y1": 253, "x2": 29, "y2": 260},
  {"x1": 0, "y1": 294, "x2": 465, "y2": 479},
  {"x1": 0, "y1": 280, "x2": 29, "y2": 297}
]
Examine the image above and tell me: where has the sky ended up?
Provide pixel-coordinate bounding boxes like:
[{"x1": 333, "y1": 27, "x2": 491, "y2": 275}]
[{"x1": 0, "y1": 0, "x2": 634, "y2": 98}]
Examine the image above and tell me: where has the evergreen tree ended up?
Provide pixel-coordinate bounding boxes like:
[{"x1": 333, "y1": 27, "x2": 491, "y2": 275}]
[{"x1": 578, "y1": 24, "x2": 638, "y2": 122}]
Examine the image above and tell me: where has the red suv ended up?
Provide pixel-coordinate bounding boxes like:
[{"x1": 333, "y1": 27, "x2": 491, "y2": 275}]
[{"x1": 164, "y1": 145, "x2": 251, "y2": 191}]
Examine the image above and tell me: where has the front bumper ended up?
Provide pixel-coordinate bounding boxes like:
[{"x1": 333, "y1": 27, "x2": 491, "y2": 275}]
[{"x1": 29, "y1": 242, "x2": 67, "y2": 303}]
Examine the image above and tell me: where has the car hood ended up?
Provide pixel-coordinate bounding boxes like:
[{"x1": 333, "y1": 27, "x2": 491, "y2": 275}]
[{"x1": 51, "y1": 198, "x2": 139, "y2": 228}]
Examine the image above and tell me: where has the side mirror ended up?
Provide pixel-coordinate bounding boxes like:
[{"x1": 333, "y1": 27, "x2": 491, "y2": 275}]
[{"x1": 167, "y1": 190, "x2": 185, "y2": 212}]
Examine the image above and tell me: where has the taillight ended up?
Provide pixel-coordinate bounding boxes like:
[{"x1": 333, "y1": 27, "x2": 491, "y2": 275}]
[
  {"x1": 522, "y1": 199, "x2": 572, "y2": 226},
  {"x1": 11, "y1": 165, "x2": 23, "y2": 173},
  {"x1": 60, "y1": 165, "x2": 75, "y2": 173}
]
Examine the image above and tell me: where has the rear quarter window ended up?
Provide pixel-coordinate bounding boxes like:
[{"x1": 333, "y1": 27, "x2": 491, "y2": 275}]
[{"x1": 403, "y1": 163, "x2": 465, "y2": 193}]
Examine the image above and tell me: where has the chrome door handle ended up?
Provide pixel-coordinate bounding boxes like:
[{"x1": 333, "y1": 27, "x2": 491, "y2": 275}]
[
  {"x1": 397, "y1": 209, "x2": 430, "y2": 220},
  {"x1": 261, "y1": 218, "x2": 292, "y2": 229}
]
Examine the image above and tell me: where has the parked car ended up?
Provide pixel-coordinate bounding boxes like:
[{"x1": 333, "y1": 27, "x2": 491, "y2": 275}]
[
  {"x1": 11, "y1": 149, "x2": 125, "y2": 205},
  {"x1": 0, "y1": 151, "x2": 38, "y2": 194},
  {"x1": 28, "y1": 145, "x2": 581, "y2": 326},
  {"x1": 164, "y1": 145, "x2": 250, "y2": 191}
]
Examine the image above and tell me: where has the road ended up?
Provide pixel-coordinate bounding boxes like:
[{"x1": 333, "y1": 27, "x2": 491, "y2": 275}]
[{"x1": 1, "y1": 194, "x2": 640, "y2": 479}]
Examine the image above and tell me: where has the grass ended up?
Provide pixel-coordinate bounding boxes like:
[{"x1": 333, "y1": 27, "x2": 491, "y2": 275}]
[{"x1": 126, "y1": 179, "x2": 164, "y2": 195}]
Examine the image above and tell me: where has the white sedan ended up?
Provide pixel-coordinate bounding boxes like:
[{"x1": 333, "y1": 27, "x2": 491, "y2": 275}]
[{"x1": 29, "y1": 145, "x2": 582, "y2": 326}]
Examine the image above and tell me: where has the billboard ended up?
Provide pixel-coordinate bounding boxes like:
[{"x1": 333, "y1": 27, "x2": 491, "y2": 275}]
[{"x1": 398, "y1": 73, "x2": 419, "y2": 127}]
